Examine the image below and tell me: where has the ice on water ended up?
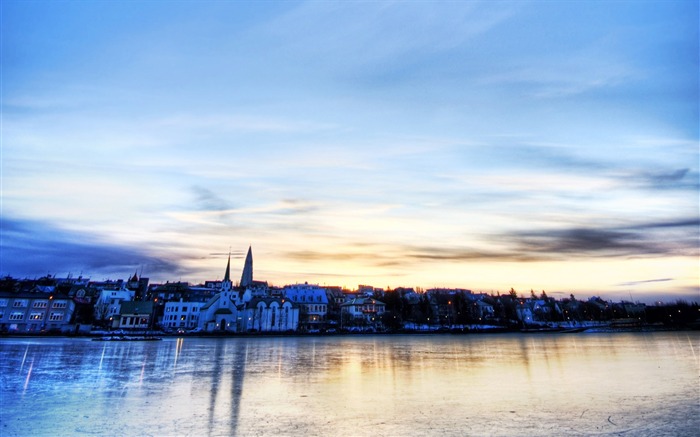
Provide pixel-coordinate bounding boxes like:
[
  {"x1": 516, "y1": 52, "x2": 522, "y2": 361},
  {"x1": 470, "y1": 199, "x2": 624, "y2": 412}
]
[{"x1": 1, "y1": 333, "x2": 698, "y2": 436}]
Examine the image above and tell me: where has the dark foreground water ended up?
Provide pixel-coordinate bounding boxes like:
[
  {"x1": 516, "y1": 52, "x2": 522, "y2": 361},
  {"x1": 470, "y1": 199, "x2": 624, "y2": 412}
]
[{"x1": 1, "y1": 332, "x2": 698, "y2": 436}]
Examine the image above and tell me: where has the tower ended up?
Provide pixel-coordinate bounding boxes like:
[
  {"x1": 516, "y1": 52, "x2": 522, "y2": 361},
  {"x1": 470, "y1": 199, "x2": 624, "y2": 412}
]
[
  {"x1": 240, "y1": 246, "x2": 253, "y2": 288},
  {"x1": 223, "y1": 253, "x2": 232, "y2": 292}
]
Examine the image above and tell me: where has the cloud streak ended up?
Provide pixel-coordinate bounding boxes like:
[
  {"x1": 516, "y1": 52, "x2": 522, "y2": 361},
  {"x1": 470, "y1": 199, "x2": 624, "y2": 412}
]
[
  {"x1": 0, "y1": 216, "x2": 186, "y2": 279},
  {"x1": 282, "y1": 217, "x2": 699, "y2": 271},
  {"x1": 510, "y1": 218, "x2": 699, "y2": 259}
]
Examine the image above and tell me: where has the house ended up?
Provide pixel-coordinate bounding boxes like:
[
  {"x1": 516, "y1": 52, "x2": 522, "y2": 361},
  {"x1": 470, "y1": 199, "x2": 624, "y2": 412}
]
[
  {"x1": 341, "y1": 298, "x2": 386, "y2": 326},
  {"x1": 116, "y1": 301, "x2": 154, "y2": 330},
  {"x1": 515, "y1": 301, "x2": 535, "y2": 325},
  {"x1": 474, "y1": 300, "x2": 495, "y2": 320},
  {"x1": 94, "y1": 288, "x2": 135, "y2": 326},
  {"x1": 0, "y1": 292, "x2": 76, "y2": 333},
  {"x1": 622, "y1": 301, "x2": 646, "y2": 317},
  {"x1": 324, "y1": 286, "x2": 346, "y2": 321}
]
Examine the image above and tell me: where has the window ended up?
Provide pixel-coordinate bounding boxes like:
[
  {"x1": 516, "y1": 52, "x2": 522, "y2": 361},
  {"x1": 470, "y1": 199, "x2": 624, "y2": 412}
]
[
  {"x1": 49, "y1": 312, "x2": 64, "y2": 321},
  {"x1": 0, "y1": 299, "x2": 8, "y2": 307},
  {"x1": 52, "y1": 301, "x2": 67, "y2": 309},
  {"x1": 9, "y1": 312, "x2": 24, "y2": 321},
  {"x1": 29, "y1": 312, "x2": 44, "y2": 320},
  {"x1": 13, "y1": 300, "x2": 28, "y2": 308},
  {"x1": 33, "y1": 301, "x2": 48, "y2": 308}
]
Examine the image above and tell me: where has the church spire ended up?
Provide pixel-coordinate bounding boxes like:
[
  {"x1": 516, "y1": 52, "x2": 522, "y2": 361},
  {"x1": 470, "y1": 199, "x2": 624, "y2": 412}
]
[
  {"x1": 240, "y1": 246, "x2": 253, "y2": 287},
  {"x1": 224, "y1": 252, "x2": 231, "y2": 283}
]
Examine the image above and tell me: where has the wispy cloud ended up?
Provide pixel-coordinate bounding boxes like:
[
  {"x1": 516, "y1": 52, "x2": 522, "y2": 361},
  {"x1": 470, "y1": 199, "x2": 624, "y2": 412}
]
[
  {"x1": 191, "y1": 185, "x2": 233, "y2": 212},
  {"x1": 628, "y1": 168, "x2": 699, "y2": 191},
  {"x1": 262, "y1": 1, "x2": 517, "y2": 73},
  {"x1": 617, "y1": 278, "x2": 673, "y2": 287},
  {"x1": 154, "y1": 113, "x2": 338, "y2": 134}
]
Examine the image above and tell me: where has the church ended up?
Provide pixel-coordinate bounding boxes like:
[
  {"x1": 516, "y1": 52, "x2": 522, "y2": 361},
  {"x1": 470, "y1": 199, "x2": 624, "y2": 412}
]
[{"x1": 198, "y1": 247, "x2": 299, "y2": 333}]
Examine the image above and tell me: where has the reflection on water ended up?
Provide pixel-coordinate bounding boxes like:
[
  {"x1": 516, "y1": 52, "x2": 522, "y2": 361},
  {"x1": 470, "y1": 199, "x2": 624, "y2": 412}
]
[{"x1": 1, "y1": 333, "x2": 698, "y2": 436}]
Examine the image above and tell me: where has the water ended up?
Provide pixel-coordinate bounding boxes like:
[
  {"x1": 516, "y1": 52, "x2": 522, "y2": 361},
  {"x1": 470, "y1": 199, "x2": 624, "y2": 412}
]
[{"x1": 1, "y1": 332, "x2": 698, "y2": 436}]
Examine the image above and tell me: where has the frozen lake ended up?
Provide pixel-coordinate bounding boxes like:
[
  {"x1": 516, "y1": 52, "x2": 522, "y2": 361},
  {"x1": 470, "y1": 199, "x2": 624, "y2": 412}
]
[{"x1": 1, "y1": 332, "x2": 698, "y2": 436}]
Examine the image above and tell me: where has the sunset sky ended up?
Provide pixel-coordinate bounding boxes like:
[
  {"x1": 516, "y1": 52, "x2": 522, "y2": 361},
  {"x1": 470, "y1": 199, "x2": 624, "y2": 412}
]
[{"x1": 2, "y1": 1, "x2": 698, "y2": 303}]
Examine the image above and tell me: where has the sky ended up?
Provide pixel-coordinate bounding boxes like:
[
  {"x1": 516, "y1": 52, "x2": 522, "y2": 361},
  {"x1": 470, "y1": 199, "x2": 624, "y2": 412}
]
[{"x1": 1, "y1": 0, "x2": 698, "y2": 303}]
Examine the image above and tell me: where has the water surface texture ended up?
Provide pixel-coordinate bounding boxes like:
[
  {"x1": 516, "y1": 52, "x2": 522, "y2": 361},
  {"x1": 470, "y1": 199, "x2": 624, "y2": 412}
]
[{"x1": 1, "y1": 333, "x2": 698, "y2": 436}]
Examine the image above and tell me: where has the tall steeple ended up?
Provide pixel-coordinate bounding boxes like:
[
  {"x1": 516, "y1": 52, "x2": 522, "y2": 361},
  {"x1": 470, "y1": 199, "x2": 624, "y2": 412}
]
[
  {"x1": 240, "y1": 246, "x2": 253, "y2": 287},
  {"x1": 224, "y1": 252, "x2": 231, "y2": 283}
]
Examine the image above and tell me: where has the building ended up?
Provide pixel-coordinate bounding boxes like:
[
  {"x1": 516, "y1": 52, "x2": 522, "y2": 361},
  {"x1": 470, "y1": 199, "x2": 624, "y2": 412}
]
[
  {"x1": 115, "y1": 301, "x2": 154, "y2": 330},
  {"x1": 94, "y1": 287, "x2": 135, "y2": 326},
  {"x1": 244, "y1": 297, "x2": 299, "y2": 332},
  {"x1": 240, "y1": 246, "x2": 253, "y2": 288},
  {"x1": 162, "y1": 298, "x2": 206, "y2": 330},
  {"x1": 515, "y1": 302, "x2": 535, "y2": 325},
  {"x1": 341, "y1": 298, "x2": 386, "y2": 326},
  {"x1": 148, "y1": 281, "x2": 194, "y2": 302},
  {"x1": 283, "y1": 283, "x2": 329, "y2": 330},
  {"x1": 474, "y1": 300, "x2": 495, "y2": 320},
  {"x1": 198, "y1": 253, "x2": 252, "y2": 332},
  {"x1": 0, "y1": 292, "x2": 76, "y2": 333}
]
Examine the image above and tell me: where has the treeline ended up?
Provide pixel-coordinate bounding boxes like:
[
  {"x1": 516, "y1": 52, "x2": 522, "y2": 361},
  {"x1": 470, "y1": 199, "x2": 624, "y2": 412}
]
[{"x1": 363, "y1": 288, "x2": 700, "y2": 330}]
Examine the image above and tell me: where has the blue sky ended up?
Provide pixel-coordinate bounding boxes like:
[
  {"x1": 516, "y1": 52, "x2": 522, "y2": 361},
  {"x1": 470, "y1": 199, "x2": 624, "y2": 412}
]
[{"x1": 2, "y1": 1, "x2": 698, "y2": 303}]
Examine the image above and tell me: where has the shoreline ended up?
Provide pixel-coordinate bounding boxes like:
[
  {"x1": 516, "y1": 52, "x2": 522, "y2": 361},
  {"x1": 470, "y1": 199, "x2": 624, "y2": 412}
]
[{"x1": 1, "y1": 323, "x2": 696, "y2": 340}]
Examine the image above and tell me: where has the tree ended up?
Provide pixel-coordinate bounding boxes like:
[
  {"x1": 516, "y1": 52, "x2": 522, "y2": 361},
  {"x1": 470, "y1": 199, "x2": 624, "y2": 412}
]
[
  {"x1": 94, "y1": 302, "x2": 111, "y2": 327},
  {"x1": 381, "y1": 311, "x2": 402, "y2": 331},
  {"x1": 418, "y1": 294, "x2": 433, "y2": 325}
]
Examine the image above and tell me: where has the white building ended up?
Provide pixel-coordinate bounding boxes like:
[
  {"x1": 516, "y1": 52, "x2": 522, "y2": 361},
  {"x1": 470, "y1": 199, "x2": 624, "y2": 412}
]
[
  {"x1": 163, "y1": 298, "x2": 206, "y2": 330},
  {"x1": 94, "y1": 287, "x2": 134, "y2": 325},
  {"x1": 245, "y1": 297, "x2": 299, "y2": 332},
  {"x1": 198, "y1": 254, "x2": 252, "y2": 333},
  {"x1": 341, "y1": 298, "x2": 386, "y2": 324},
  {"x1": 283, "y1": 283, "x2": 329, "y2": 328}
]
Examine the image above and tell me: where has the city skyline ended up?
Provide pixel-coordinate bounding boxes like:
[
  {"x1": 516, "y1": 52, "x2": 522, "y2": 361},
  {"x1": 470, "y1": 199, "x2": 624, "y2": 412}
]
[{"x1": 2, "y1": 1, "x2": 698, "y2": 303}]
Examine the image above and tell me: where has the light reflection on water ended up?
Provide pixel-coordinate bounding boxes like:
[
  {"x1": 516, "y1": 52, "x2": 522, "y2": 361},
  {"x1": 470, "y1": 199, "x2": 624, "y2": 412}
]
[{"x1": 1, "y1": 333, "x2": 698, "y2": 436}]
